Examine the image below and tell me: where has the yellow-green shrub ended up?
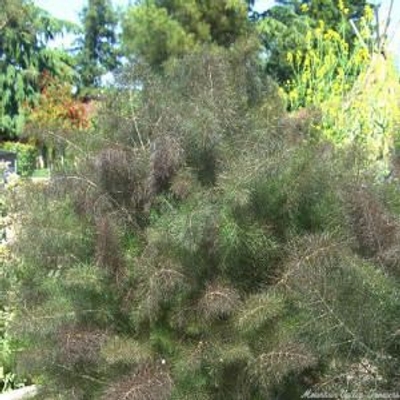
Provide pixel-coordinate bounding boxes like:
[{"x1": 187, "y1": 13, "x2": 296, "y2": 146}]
[{"x1": 285, "y1": 3, "x2": 400, "y2": 171}]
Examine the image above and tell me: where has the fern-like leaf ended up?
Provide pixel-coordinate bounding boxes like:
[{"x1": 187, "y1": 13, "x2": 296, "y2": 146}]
[
  {"x1": 103, "y1": 366, "x2": 172, "y2": 400},
  {"x1": 248, "y1": 341, "x2": 317, "y2": 391},
  {"x1": 198, "y1": 283, "x2": 241, "y2": 321},
  {"x1": 236, "y1": 291, "x2": 285, "y2": 336}
]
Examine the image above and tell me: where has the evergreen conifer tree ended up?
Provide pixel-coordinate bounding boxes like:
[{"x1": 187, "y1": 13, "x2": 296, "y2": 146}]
[
  {"x1": 76, "y1": 0, "x2": 120, "y2": 90},
  {"x1": 122, "y1": 0, "x2": 251, "y2": 69},
  {"x1": 0, "y1": 0, "x2": 76, "y2": 138}
]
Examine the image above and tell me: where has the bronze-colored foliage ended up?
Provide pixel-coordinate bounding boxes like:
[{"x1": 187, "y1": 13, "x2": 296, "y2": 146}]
[
  {"x1": 101, "y1": 336, "x2": 152, "y2": 366},
  {"x1": 346, "y1": 184, "x2": 400, "y2": 258},
  {"x1": 57, "y1": 145, "x2": 151, "y2": 227},
  {"x1": 94, "y1": 215, "x2": 126, "y2": 284},
  {"x1": 170, "y1": 168, "x2": 197, "y2": 200},
  {"x1": 56, "y1": 326, "x2": 107, "y2": 366},
  {"x1": 379, "y1": 245, "x2": 400, "y2": 277},
  {"x1": 278, "y1": 106, "x2": 322, "y2": 145},
  {"x1": 8, "y1": 45, "x2": 400, "y2": 398},
  {"x1": 198, "y1": 283, "x2": 241, "y2": 321},
  {"x1": 103, "y1": 366, "x2": 172, "y2": 400},
  {"x1": 248, "y1": 341, "x2": 317, "y2": 391},
  {"x1": 93, "y1": 146, "x2": 149, "y2": 210},
  {"x1": 148, "y1": 136, "x2": 184, "y2": 196},
  {"x1": 142, "y1": 259, "x2": 191, "y2": 321}
]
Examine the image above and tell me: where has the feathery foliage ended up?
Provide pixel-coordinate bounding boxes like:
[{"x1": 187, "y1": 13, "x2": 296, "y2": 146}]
[{"x1": 6, "y1": 44, "x2": 400, "y2": 399}]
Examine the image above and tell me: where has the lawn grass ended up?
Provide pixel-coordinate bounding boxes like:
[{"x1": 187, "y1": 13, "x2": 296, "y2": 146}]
[{"x1": 31, "y1": 169, "x2": 50, "y2": 178}]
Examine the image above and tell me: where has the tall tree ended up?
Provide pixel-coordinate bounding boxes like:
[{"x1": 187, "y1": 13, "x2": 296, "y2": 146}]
[
  {"x1": 277, "y1": 0, "x2": 368, "y2": 28},
  {"x1": 122, "y1": 0, "x2": 252, "y2": 69},
  {"x1": 76, "y1": 0, "x2": 120, "y2": 90},
  {"x1": 0, "y1": 0, "x2": 76, "y2": 139}
]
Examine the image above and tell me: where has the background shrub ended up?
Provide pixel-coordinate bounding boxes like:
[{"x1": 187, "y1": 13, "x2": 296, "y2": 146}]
[{"x1": 1, "y1": 142, "x2": 37, "y2": 177}]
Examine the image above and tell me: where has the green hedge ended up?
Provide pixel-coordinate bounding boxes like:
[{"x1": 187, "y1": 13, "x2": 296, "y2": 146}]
[{"x1": 1, "y1": 142, "x2": 37, "y2": 177}]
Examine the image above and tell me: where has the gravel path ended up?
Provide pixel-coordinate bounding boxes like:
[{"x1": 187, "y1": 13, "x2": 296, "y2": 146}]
[{"x1": 0, "y1": 386, "x2": 38, "y2": 400}]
